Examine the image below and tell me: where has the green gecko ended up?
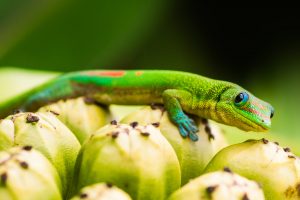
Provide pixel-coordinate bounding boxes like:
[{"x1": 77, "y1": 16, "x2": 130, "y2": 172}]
[{"x1": 0, "y1": 70, "x2": 274, "y2": 141}]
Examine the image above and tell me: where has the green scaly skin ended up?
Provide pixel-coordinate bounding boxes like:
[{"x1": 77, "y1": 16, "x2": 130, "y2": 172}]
[{"x1": 0, "y1": 70, "x2": 274, "y2": 141}]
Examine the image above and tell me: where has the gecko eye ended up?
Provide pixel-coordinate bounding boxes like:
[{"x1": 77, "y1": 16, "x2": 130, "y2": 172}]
[{"x1": 234, "y1": 92, "x2": 249, "y2": 107}]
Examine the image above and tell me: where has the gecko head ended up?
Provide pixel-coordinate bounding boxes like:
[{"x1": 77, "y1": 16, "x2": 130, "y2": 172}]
[{"x1": 216, "y1": 85, "x2": 274, "y2": 132}]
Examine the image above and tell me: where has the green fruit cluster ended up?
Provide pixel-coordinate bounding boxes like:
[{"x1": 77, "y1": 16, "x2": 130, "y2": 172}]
[{"x1": 0, "y1": 98, "x2": 298, "y2": 200}]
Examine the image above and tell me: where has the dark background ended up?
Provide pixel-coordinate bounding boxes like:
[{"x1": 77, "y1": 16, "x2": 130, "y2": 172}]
[
  {"x1": 1, "y1": 4, "x2": 300, "y2": 81},
  {"x1": 0, "y1": 3, "x2": 299, "y2": 150}
]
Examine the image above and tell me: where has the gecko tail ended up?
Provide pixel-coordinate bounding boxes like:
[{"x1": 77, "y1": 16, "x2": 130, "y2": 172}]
[
  {"x1": 0, "y1": 84, "x2": 45, "y2": 119},
  {"x1": 0, "y1": 96, "x2": 27, "y2": 119},
  {"x1": 0, "y1": 76, "x2": 79, "y2": 119}
]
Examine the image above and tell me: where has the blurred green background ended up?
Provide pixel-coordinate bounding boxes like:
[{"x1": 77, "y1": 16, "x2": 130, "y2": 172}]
[{"x1": 0, "y1": 3, "x2": 299, "y2": 153}]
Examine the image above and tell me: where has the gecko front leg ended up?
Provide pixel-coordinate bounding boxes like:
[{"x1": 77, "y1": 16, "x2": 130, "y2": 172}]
[{"x1": 162, "y1": 89, "x2": 199, "y2": 141}]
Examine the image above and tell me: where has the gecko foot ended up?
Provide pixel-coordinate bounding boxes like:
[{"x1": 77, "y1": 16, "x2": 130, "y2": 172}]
[{"x1": 174, "y1": 113, "x2": 199, "y2": 141}]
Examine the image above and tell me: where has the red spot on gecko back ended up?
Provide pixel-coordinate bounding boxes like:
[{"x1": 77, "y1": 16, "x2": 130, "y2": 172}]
[
  {"x1": 87, "y1": 71, "x2": 126, "y2": 77},
  {"x1": 135, "y1": 71, "x2": 143, "y2": 76}
]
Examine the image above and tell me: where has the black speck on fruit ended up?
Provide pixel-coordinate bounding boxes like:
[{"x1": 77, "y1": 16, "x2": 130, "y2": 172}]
[
  {"x1": 151, "y1": 122, "x2": 160, "y2": 127},
  {"x1": 26, "y1": 114, "x2": 39, "y2": 123},
  {"x1": 106, "y1": 182, "x2": 113, "y2": 188},
  {"x1": 141, "y1": 132, "x2": 150, "y2": 137},
  {"x1": 22, "y1": 146, "x2": 32, "y2": 151},
  {"x1": 223, "y1": 167, "x2": 232, "y2": 173},
  {"x1": 110, "y1": 120, "x2": 117, "y2": 125},
  {"x1": 262, "y1": 138, "x2": 269, "y2": 144},
  {"x1": 242, "y1": 193, "x2": 249, "y2": 200},
  {"x1": 111, "y1": 132, "x2": 119, "y2": 138},
  {"x1": 20, "y1": 161, "x2": 29, "y2": 169},
  {"x1": 206, "y1": 185, "x2": 217, "y2": 194},
  {"x1": 49, "y1": 110, "x2": 59, "y2": 116},
  {"x1": 1, "y1": 173, "x2": 7, "y2": 185},
  {"x1": 79, "y1": 193, "x2": 88, "y2": 199},
  {"x1": 130, "y1": 122, "x2": 138, "y2": 128},
  {"x1": 288, "y1": 155, "x2": 296, "y2": 159}
]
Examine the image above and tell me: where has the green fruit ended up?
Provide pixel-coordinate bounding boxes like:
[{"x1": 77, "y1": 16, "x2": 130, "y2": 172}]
[
  {"x1": 0, "y1": 119, "x2": 14, "y2": 150},
  {"x1": 168, "y1": 169, "x2": 265, "y2": 200},
  {"x1": 205, "y1": 139, "x2": 300, "y2": 200},
  {"x1": 0, "y1": 112, "x2": 81, "y2": 197},
  {"x1": 70, "y1": 183, "x2": 132, "y2": 200},
  {"x1": 0, "y1": 147, "x2": 62, "y2": 200},
  {"x1": 121, "y1": 106, "x2": 228, "y2": 184},
  {"x1": 39, "y1": 97, "x2": 108, "y2": 144},
  {"x1": 74, "y1": 123, "x2": 181, "y2": 200}
]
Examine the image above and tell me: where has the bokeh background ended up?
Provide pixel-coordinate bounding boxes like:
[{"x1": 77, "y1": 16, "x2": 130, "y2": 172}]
[{"x1": 0, "y1": 3, "x2": 299, "y2": 153}]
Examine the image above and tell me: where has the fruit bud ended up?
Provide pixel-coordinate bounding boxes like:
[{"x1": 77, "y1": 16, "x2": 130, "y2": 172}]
[
  {"x1": 121, "y1": 106, "x2": 228, "y2": 184},
  {"x1": 74, "y1": 123, "x2": 181, "y2": 200},
  {"x1": 70, "y1": 183, "x2": 132, "y2": 200},
  {"x1": 39, "y1": 97, "x2": 108, "y2": 144},
  {"x1": 168, "y1": 170, "x2": 265, "y2": 200},
  {"x1": 0, "y1": 147, "x2": 62, "y2": 200},
  {"x1": 0, "y1": 112, "x2": 81, "y2": 197},
  {"x1": 205, "y1": 139, "x2": 300, "y2": 200}
]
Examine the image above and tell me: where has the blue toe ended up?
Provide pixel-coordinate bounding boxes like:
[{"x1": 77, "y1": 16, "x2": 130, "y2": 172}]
[
  {"x1": 179, "y1": 126, "x2": 188, "y2": 137},
  {"x1": 189, "y1": 133, "x2": 199, "y2": 141}
]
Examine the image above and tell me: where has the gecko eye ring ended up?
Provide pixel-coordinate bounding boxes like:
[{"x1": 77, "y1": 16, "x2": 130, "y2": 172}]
[{"x1": 234, "y1": 92, "x2": 249, "y2": 107}]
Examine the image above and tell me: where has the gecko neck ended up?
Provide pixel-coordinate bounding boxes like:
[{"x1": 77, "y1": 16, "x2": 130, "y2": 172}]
[{"x1": 191, "y1": 80, "x2": 234, "y2": 121}]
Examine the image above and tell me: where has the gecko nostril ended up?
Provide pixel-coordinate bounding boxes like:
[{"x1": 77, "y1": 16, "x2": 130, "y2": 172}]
[{"x1": 270, "y1": 107, "x2": 274, "y2": 118}]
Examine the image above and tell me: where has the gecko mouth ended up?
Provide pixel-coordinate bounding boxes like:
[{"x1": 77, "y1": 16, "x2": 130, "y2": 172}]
[{"x1": 235, "y1": 109, "x2": 269, "y2": 132}]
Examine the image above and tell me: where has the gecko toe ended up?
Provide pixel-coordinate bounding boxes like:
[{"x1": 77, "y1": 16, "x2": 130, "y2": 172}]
[
  {"x1": 189, "y1": 133, "x2": 199, "y2": 141},
  {"x1": 179, "y1": 125, "x2": 189, "y2": 138},
  {"x1": 175, "y1": 114, "x2": 199, "y2": 140}
]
